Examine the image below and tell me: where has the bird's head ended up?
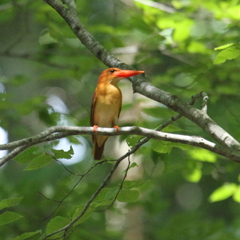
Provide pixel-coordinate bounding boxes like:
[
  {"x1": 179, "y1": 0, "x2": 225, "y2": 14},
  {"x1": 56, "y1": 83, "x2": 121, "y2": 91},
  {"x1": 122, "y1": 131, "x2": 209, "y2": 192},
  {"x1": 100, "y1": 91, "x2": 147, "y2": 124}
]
[{"x1": 98, "y1": 68, "x2": 144, "y2": 85}]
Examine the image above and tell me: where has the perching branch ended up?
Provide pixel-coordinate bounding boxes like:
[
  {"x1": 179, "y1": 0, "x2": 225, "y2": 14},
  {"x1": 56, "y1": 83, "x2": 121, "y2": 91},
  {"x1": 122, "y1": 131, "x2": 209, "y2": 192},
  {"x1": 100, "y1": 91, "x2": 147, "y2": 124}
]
[
  {"x1": 43, "y1": 0, "x2": 240, "y2": 158},
  {"x1": 0, "y1": 125, "x2": 239, "y2": 166},
  {"x1": 0, "y1": 91, "x2": 208, "y2": 166}
]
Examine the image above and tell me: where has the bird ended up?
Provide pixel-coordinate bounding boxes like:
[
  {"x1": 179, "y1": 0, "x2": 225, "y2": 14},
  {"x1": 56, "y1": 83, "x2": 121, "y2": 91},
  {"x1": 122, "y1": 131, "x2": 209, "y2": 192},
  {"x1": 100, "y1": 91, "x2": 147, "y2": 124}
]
[{"x1": 90, "y1": 67, "x2": 144, "y2": 160}]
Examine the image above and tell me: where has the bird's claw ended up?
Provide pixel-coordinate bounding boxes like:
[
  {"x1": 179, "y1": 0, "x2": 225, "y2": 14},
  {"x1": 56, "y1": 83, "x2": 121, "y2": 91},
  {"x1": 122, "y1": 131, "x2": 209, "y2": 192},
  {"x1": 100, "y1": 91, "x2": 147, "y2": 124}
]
[{"x1": 93, "y1": 125, "x2": 98, "y2": 132}]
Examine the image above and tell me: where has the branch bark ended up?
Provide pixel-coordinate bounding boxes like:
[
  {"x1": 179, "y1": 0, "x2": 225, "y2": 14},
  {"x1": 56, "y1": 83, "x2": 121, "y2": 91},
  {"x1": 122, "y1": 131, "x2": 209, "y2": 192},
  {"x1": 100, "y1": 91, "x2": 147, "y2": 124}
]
[{"x1": 0, "y1": 126, "x2": 239, "y2": 166}]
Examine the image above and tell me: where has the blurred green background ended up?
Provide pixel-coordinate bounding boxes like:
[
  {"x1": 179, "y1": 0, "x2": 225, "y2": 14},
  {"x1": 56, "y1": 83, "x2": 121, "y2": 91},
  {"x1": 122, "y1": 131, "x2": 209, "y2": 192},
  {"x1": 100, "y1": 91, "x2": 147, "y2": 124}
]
[{"x1": 1, "y1": 0, "x2": 240, "y2": 239}]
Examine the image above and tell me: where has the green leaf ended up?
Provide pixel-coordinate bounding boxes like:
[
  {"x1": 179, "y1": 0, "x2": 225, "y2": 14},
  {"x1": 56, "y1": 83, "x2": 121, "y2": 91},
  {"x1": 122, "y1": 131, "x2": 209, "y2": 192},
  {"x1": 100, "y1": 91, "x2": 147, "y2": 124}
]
[
  {"x1": 151, "y1": 140, "x2": 172, "y2": 154},
  {"x1": 227, "y1": 5, "x2": 240, "y2": 20},
  {"x1": 46, "y1": 216, "x2": 70, "y2": 236},
  {"x1": 0, "y1": 211, "x2": 23, "y2": 226},
  {"x1": 233, "y1": 185, "x2": 240, "y2": 203},
  {"x1": 72, "y1": 205, "x2": 94, "y2": 226},
  {"x1": 39, "y1": 29, "x2": 58, "y2": 45},
  {"x1": 10, "y1": 230, "x2": 42, "y2": 240},
  {"x1": 126, "y1": 136, "x2": 142, "y2": 148},
  {"x1": 24, "y1": 153, "x2": 53, "y2": 171},
  {"x1": 187, "y1": 41, "x2": 208, "y2": 54},
  {"x1": 14, "y1": 146, "x2": 41, "y2": 165},
  {"x1": 213, "y1": 46, "x2": 240, "y2": 64},
  {"x1": 174, "y1": 19, "x2": 193, "y2": 42},
  {"x1": 209, "y1": 183, "x2": 237, "y2": 202},
  {"x1": 52, "y1": 146, "x2": 74, "y2": 159},
  {"x1": 184, "y1": 164, "x2": 202, "y2": 183},
  {"x1": 117, "y1": 189, "x2": 139, "y2": 202},
  {"x1": 122, "y1": 162, "x2": 138, "y2": 175},
  {"x1": 214, "y1": 43, "x2": 234, "y2": 51},
  {"x1": 188, "y1": 149, "x2": 216, "y2": 162},
  {"x1": 95, "y1": 188, "x2": 119, "y2": 204},
  {"x1": 128, "y1": 162, "x2": 138, "y2": 170},
  {"x1": 152, "y1": 140, "x2": 194, "y2": 153},
  {"x1": 123, "y1": 180, "x2": 146, "y2": 190},
  {"x1": 122, "y1": 180, "x2": 152, "y2": 192},
  {"x1": 0, "y1": 197, "x2": 23, "y2": 211}
]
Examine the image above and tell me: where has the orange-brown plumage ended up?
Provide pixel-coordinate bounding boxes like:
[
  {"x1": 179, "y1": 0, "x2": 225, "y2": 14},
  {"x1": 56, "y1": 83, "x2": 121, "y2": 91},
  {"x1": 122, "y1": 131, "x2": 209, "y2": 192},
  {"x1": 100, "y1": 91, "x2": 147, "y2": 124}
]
[{"x1": 91, "y1": 68, "x2": 144, "y2": 160}]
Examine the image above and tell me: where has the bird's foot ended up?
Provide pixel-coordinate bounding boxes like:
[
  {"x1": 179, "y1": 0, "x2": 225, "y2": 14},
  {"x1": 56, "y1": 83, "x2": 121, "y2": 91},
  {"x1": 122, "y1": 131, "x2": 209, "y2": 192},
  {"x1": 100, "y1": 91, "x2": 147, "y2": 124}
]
[
  {"x1": 93, "y1": 125, "x2": 98, "y2": 132},
  {"x1": 113, "y1": 126, "x2": 119, "y2": 132}
]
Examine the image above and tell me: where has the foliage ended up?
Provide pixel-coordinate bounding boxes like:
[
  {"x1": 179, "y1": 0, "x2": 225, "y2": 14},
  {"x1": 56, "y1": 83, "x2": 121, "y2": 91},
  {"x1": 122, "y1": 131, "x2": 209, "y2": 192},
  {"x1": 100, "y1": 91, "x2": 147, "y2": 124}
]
[{"x1": 1, "y1": 0, "x2": 240, "y2": 239}]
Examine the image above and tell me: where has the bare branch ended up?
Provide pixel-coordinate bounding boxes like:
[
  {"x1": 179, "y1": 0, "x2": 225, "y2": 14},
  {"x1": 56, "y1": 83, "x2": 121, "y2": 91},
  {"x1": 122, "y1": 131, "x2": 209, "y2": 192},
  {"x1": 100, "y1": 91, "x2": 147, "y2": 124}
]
[
  {"x1": 1, "y1": 126, "x2": 239, "y2": 166},
  {"x1": 39, "y1": 160, "x2": 107, "y2": 222},
  {"x1": 43, "y1": 157, "x2": 123, "y2": 239}
]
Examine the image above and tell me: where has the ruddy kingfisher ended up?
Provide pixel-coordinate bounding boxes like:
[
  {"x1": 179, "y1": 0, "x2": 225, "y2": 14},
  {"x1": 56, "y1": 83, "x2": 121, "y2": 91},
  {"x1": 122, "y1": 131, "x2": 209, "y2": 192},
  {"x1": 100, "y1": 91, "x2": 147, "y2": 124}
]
[{"x1": 90, "y1": 67, "x2": 144, "y2": 160}]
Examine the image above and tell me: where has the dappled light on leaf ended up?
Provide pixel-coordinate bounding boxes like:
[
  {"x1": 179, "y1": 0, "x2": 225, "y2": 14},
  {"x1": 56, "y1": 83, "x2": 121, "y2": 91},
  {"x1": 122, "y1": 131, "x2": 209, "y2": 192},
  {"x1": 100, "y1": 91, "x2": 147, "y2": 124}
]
[{"x1": 209, "y1": 183, "x2": 237, "y2": 203}]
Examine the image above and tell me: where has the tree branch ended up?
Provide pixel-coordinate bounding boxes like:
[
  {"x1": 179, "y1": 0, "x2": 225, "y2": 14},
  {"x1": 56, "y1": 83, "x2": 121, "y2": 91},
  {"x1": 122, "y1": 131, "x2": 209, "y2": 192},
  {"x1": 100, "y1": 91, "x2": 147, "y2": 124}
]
[
  {"x1": 0, "y1": 126, "x2": 239, "y2": 166},
  {"x1": 43, "y1": 0, "x2": 240, "y2": 157},
  {"x1": 43, "y1": 156, "x2": 123, "y2": 239}
]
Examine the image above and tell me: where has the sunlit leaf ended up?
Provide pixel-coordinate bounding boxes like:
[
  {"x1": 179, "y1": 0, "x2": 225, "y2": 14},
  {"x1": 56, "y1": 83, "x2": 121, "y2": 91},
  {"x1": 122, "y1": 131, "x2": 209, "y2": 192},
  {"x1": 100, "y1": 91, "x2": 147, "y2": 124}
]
[
  {"x1": 213, "y1": 46, "x2": 240, "y2": 64},
  {"x1": 174, "y1": 19, "x2": 193, "y2": 42},
  {"x1": 209, "y1": 183, "x2": 237, "y2": 202},
  {"x1": 188, "y1": 149, "x2": 216, "y2": 162},
  {"x1": 214, "y1": 43, "x2": 234, "y2": 51},
  {"x1": 188, "y1": 41, "x2": 208, "y2": 53},
  {"x1": 184, "y1": 165, "x2": 202, "y2": 183},
  {"x1": 233, "y1": 185, "x2": 240, "y2": 203},
  {"x1": 227, "y1": 5, "x2": 240, "y2": 20}
]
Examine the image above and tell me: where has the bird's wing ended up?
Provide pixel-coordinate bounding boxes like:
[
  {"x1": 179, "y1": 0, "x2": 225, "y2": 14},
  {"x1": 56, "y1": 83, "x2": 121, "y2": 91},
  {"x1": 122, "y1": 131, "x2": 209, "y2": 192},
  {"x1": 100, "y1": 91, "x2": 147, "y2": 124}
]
[
  {"x1": 90, "y1": 90, "x2": 98, "y2": 145},
  {"x1": 90, "y1": 90, "x2": 97, "y2": 127}
]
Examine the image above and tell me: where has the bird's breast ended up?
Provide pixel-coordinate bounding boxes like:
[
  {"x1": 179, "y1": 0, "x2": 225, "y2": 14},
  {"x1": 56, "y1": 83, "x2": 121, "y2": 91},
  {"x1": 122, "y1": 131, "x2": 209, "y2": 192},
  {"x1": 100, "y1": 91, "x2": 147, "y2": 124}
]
[{"x1": 94, "y1": 84, "x2": 122, "y2": 127}]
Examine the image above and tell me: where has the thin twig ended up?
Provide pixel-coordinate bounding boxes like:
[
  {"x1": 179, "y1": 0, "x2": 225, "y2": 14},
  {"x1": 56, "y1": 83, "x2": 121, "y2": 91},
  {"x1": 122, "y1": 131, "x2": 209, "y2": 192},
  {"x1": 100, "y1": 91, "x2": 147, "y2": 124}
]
[
  {"x1": 43, "y1": 158, "x2": 123, "y2": 239},
  {"x1": 98, "y1": 155, "x2": 132, "y2": 211},
  {"x1": 39, "y1": 160, "x2": 108, "y2": 221}
]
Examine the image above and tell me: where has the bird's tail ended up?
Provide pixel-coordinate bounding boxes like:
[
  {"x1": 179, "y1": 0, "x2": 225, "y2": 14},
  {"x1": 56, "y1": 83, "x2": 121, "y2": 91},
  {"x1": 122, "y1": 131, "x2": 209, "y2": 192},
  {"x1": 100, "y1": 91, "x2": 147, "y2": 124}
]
[{"x1": 93, "y1": 141, "x2": 106, "y2": 160}]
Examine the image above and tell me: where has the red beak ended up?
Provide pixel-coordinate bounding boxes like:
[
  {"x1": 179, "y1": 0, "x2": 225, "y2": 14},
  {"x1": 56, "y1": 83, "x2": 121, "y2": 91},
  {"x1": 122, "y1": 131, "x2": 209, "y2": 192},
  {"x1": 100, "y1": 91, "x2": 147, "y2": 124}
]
[{"x1": 114, "y1": 70, "x2": 144, "y2": 78}]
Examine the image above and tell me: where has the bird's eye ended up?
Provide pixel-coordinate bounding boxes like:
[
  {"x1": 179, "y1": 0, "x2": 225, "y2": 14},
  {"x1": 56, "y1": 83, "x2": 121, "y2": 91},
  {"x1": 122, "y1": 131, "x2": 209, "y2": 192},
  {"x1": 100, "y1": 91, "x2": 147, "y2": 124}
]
[{"x1": 109, "y1": 69, "x2": 115, "y2": 73}]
